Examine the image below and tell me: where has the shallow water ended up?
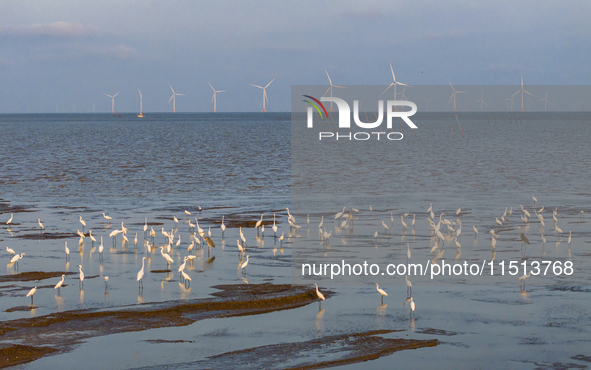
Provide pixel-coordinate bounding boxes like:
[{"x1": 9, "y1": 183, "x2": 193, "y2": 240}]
[{"x1": 1, "y1": 112, "x2": 591, "y2": 369}]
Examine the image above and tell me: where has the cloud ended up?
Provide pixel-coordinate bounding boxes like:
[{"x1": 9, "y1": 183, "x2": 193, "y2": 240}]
[{"x1": 0, "y1": 22, "x2": 99, "y2": 38}]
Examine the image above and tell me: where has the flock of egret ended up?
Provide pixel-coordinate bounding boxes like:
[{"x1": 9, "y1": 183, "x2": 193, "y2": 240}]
[{"x1": 2, "y1": 195, "x2": 578, "y2": 315}]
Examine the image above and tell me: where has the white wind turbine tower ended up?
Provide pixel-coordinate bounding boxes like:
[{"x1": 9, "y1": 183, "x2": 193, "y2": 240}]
[
  {"x1": 448, "y1": 82, "x2": 464, "y2": 112},
  {"x1": 250, "y1": 78, "x2": 275, "y2": 112},
  {"x1": 168, "y1": 83, "x2": 185, "y2": 113},
  {"x1": 512, "y1": 75, "x2": 533, "y2": 112},
  {"x1": 137, "y1": 88, "x2": 144, "y2": 118},
  {"x1": 539, "y1": 92, "x2": 550, "y2": 112},
  {"x1": 324, "y1": 69, "x2": 346, "y2": 112},
  {"x1": 382, "y1": 62, "x2": 410, "y2": 110},
  {"x1": 208, "y1": 82, "x2": 226, "y2": 112},
  {"x1": 476, "y1": 94, "x2": 487, "y2": 112},
  {"x1": 422, "y1": 97, "x2": 431, "y2": 111},
  {"x1": 104, "y1": 92, "x2": 120, "y2": 114}
]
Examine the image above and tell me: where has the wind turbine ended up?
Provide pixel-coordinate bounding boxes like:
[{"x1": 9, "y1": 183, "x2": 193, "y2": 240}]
[
  {"x1": 250, "y1": 78, "x2": 275, "y2": 112},
  {"x1": 323, "y1": 69, "x2": 346, "y2": 112},
  {"x1": 512, "y1": 76, "x2": 533, "y2": 112},
  {"x1": 208, "y1": 82, "x2": 226, "y2": 112},
  {"x1": 448, "y1": 82, "x2": 464, "y2": 112},
  {"x1": 104, "y1": 92, "x2": 120, "y2": 114},
  {"x1": 381, "y1": 62, "x2": 411, "y2": 110},
  {"x1": 476, "y1": 94, "x2": 487, "y2": 112},
  {"x1": 168, "y1": 83, "x2": 185, "y2": 113},
  {"x1": 539, "y1": 92, "x2": 550, "y2": 112},
  {"x1": 137, "y1": 88, "x2": 144, "y2": 118},
  {"x1": 422, "y1": 97, "x2": 431, "y2": 111}
]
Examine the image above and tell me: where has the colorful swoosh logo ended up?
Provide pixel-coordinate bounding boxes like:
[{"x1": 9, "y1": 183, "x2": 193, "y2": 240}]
[{"x1": 302, "y1": 95, "x2": 327, "y2": 119}]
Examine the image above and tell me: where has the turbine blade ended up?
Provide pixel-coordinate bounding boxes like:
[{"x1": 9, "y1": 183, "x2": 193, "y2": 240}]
[
  {"x1": 449, "y1": 81, "x2": 455, "y2": 92},
  {"x1": 250, "y1": 84, "x2": 264, "y2": 89},
  {"x1": 389, "y1": 62, "x2": 395, "y2": 82},
  {"x1": 381, "y1": 83, "x2": 394, "y2": 96},
  {"x1": 113, "y1": 91, "x2": 120, "y2": 97},
  {"x1": 524, "y1": 90, "x2": 534, "y2": 97},
  {"x1": 325, "y1": 69, "x2": 333, "y2": 85},
  {"x1": 323, "y1": 86, "x2": 331, "y2": 96},
  {"x1": 208, "y1": 82, "x2": 215, "y2": 92},
  {"x1": 211, "y1": 93, "x2": 215, "y2": 104},
  {"x1": 137, "y1": 88, "x2": 142, "y2": 96},
  {"x1": 168, "y1": 95, "x2": 174, "y2": 104},
  {"x1": 104, "y1": 94, "x2": 112, "y2": 98},
  {"x1": 397, "y1": 82, "x2": 411, "y2": 88},
  {"x1": 169, "y1": 83, "x2": 175, "y2": 94},
  {"x1": 176, "y1": 93, "x2": 185, "y2": 96},
  {"x1": 333, "y1": 85, "x2": 346, "y2": 88},
  {"x1": 217, "y1": 90, "x2": 227, "y2": 93},
  {"x1": 265, "y1": 77, "x2": 276, "y2": 89}
]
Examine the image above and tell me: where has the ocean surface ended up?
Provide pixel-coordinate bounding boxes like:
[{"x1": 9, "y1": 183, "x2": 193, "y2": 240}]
[{"x1": 1, "y1": 112, "x2": 590, "y2": 369}]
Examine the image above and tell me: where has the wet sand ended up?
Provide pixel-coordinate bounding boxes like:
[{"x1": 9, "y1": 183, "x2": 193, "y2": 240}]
[
  {"x1": 132, "y1": 330, "x2": 438, "y2": 369},
  {"x1": 0, "y1": 283, "x2": 322, "y2": 368}
]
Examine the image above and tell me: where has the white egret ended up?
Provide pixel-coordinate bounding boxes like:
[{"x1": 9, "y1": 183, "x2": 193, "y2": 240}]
[
  {"x1": 77, "y1": 264, "x2": 84, "y2": 289},
  {"x1": 401, "y1": 215, "x2": 408, "y2": 228},
  {"x1": 185, "y1": 210, "x2": 191, "y2": 215},
  {"x1": 412, "y1": 214, "x2": 416, "y2": 226},
  {"x1": 79, "y1": 216, "x2": 86, "y2": 231},
  {"x1": 137, "y1": 257, "x2": 147, "y2": 289},
  {"x1": 455, "y1": 237, "x2": 461, "y2": 248},
  {"x1": 143, "y1": 217, "x2": 148, "y2": 238},
  {"x1": 134, "y1": 233, "x2": 138, "y2": 247},
  {"x1": 427, "y1": 203, "x2": 432, "y2": 213},
  {"x1": 173, "y1": 216, "x2": 179, "y2": 225},
  {"x1": 6, "y1": 246, "x2": 15, "y2": 256},
  {"x1": 10, "y1": 253, "x2": 26, "y2": 268},
  {"x1": 104, "y1": 276, "x2": 109, "y2": 291},
  {"x1": 102, "y1": 213, "x2": 112, "y2": 223},
  {"x1": 473, "y1": 225, "x2": 478, "y2": 236},
  {"x1": 181, "y1": 270, "x2": 191, "y2": 286},
  {"x1": 313, "y1": 283, "x2": 325, "y2": 301},
  {"x1": 158, "y1": 247, "x2": 174, "y2": 269},
  {"x1": 496, "y1": 218, "x2": 503, "y2": 226},
  {"x1": 98, "y1": 237, "x2": 104, "y2": 262},
  {"x1": 278, "y1": 232, "x2": 284, "y2": 245},
  {"x1": 491, "y1": 236, "x2": 497, "y2": 248},
  {"x1": 89, "y1": 230, "x2": 96, "y2": 246},
  {"x1": 176, "y1": 235, "x2": 181, "y2": 249},
  {"x1": 568, "y1": 231, "x2": 572, "y2": 245},
  {"x1": 237, "y1": 240, "x2": 244, "y2": 255},
  {"x1": 335, "y1": 207, "x2": 346, "y2": 219},
  {"x1": 407, "y1": 243, "x2": 411, "y2": 260},
  {"x1": 27, "y1": 287, "x2": 37, "y2": 304},
  {"x1": 404, "y1": 276, "x2": 412, "y2": 296},
  {"x1": 376, "y1": 283, "x2": 388, "y2": 303},
  {"x1": 555, "y1": 225, "x2": 563, "y2": 234},
  {"x1": 410, "y1": 297, "x2": 416, "y2": 317},
  {"x1": 65, "y1": 242, "x2": 70, "y2": 261},
  {"x1": 240, "y1": 255, "x2": 250, "y2": 274},
  {"x1": 382, "y1": 221, "x2": 389, "y2": 231},
  {"x1": 221, "y1": 215, "x2": 226, "y2": 236},
  {"x1": 255, "y1": 214, "x2": 264, "y2": 234},
  {"x1": 307, "y1": 214, "x2": 310, "y2": 225},
  {"x1": 318, "y1": 215, "x2": 324, "y2": 229},
  {"x1": 6, "y1": 213, "x2": 14, "y2": 227},
  {"x1": 456, "y1": 208, "x2": 461, "y2": 216},
  {"x1": 37, "y1": 218, "x2": 44, "y2": 231},
  {"x1": 532, "y1": 194, "x2": 537, "y2": 204},
  {"x1": 520, "y1": 205, "x2": 531, "y2": 218},
  {"x1": 54, "y1": 274, "x2": 65, "y2": 294}
]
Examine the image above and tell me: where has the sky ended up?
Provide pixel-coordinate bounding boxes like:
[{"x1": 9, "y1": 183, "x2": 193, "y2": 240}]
[{"x1": 0, "y1": 0, "x2": 589, "y2": 113}]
